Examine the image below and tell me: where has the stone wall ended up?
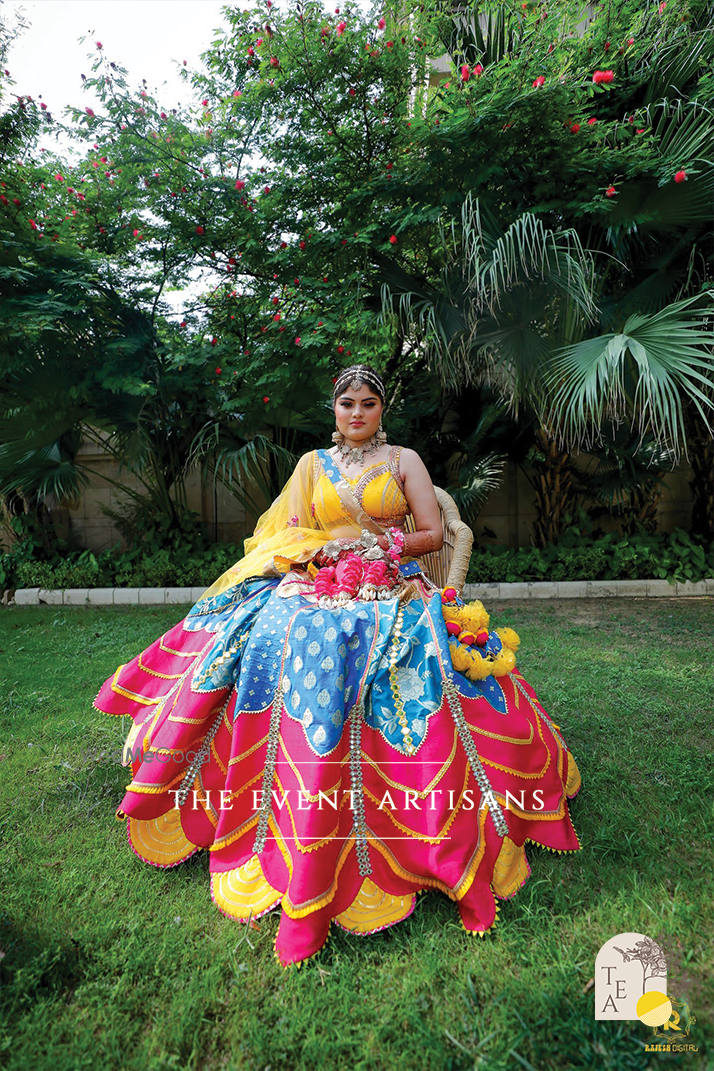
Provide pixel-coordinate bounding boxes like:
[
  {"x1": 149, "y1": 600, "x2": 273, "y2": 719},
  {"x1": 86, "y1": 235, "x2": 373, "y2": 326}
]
[
  {"x1": 475, "y1": 456, "x2": 693, "y2": 546},
  {"x1": 54, "y1": 438, "x2": 248, "y2": 552},
  {"x1": 52, "y1": 441, "x2": 694, "y2": 553}
]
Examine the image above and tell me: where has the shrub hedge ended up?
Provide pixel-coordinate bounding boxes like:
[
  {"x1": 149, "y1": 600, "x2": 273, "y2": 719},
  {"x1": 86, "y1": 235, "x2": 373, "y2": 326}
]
[
  {"x1": 2, "y1": 528, "x2": 713, "y2": 593},
  {"x1": 466, "y1": 529, "x2": 714, "y2": 584}
]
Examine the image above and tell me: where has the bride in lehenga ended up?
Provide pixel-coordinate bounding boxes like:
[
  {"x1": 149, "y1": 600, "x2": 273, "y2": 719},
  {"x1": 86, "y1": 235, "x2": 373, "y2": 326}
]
[{"x1": 94, "y1": 364, "x2": 582, "y2": 968}]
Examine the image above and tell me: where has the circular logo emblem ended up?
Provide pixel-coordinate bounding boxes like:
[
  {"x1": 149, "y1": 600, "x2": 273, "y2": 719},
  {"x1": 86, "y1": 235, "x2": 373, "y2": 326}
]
[{"x1": 637, "y1": 991, "x2": 672, "y2": 1028}]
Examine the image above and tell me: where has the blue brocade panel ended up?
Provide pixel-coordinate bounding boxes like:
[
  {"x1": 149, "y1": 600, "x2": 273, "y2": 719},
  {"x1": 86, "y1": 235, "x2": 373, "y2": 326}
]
[{"x1": 184, "y1": 583, "x2": 510, "y2": 758}]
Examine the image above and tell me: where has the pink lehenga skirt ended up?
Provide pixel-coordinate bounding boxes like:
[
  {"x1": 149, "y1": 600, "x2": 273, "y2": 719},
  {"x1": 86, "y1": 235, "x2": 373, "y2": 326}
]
[{"x1": 95, "y1": 576, "x2": 581, "y2": 967}]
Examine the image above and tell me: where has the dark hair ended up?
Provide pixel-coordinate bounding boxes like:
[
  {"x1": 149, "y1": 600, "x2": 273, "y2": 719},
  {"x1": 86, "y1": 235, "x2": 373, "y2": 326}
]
[{"x1": 332, "y1": 365, "x2": 385, "y2": 404}]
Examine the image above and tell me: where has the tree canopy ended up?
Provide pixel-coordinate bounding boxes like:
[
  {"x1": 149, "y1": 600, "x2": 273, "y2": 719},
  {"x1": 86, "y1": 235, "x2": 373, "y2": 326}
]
[{"x1": 1, "y1": 0, "x2": 712, "y2": 545}]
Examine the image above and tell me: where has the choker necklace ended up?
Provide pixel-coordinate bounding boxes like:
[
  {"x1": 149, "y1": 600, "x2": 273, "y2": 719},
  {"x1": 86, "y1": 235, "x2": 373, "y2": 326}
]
[{"x1": 331, "y1": 429, "x2": 385, "y2": 467}]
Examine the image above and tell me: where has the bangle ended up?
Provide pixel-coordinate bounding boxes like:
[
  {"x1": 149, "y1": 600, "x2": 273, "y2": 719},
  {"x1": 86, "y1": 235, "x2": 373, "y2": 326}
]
[{"x1": 386, "y1": 526, "x2": 404, "y2": 563}]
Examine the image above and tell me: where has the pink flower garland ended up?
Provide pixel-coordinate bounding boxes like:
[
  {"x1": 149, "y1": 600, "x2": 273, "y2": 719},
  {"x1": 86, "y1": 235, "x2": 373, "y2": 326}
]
[{"x1": 312, "y1": 528, "x2": 404, "y2": 608}]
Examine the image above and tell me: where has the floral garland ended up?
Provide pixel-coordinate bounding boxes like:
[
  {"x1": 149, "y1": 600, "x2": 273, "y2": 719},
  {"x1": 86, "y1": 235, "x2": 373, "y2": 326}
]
[
  {"x1": 440, "y1": 586, "x2": 520, "y2": 682},
  {"x1": 311, "y1": 527, "x2": 404, "y2": 608}
]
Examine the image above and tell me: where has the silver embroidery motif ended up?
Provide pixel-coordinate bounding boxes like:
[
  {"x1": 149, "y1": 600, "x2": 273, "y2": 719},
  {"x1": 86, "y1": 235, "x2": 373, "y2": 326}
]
[
  {"x1": 252, "y1": 680, "x2": 284, "y2": 853},
  {"x1": 442, "y1": 676, "x2": 509, "y2": 838},
  {"x1": 348, "y1": 700, "x2": 372, "y2": 876},
  {"x1": 175, "y1": 691, "x2": 231, "y2": 807}
]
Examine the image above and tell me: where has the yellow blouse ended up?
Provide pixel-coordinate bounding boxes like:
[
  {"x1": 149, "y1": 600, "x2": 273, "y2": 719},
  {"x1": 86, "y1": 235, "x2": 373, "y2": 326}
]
[
  {"x1": 311, "y1": 446, "x2": 408, "y2": 530},
  {"x1": 199, "y1": 447, "x2": 409, "y2": 601}
]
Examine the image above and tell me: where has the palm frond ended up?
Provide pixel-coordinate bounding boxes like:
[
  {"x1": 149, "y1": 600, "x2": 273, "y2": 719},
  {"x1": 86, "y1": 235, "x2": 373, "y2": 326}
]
[
  {"x1": 545, "y1": 292, "x2": 714, "y2": 457},
  {"x1": 197, "y1": 431, "x2": 297, "y2": 519},
  {"x1": 641, "y1": 32, "x2": 714, "y2": 107},
  {"x1": 447, "y1": 451, "x2": 506, "y2": 527}
]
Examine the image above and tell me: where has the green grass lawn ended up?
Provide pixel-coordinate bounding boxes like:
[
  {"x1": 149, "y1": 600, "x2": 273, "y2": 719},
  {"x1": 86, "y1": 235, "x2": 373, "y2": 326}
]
[{"x1": 0, "y1": 599, "x2": 712, "y2": 1071}]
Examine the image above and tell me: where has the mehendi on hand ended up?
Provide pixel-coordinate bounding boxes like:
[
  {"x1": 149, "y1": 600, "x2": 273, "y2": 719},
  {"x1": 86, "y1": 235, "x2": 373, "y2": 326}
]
[{"x1": 403, "y1": 531, "x2": 437, "y2": 557}]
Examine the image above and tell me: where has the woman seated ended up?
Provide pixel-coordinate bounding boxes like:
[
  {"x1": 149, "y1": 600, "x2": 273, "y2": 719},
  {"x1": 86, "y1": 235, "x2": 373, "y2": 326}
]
[{"x1": 95, "y1": 364, "x2": 582, "y2": 968}]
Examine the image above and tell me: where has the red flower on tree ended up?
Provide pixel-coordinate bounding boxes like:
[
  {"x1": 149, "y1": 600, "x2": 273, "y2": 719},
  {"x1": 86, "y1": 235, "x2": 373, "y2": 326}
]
[
  {"x1": 674, "y1": 170, "x2": 687, "y2": 183},
  {"x1": 606, "y1": 185, "x2": 617, "y2": 197},
  {"x1": 389, "y1": 234, "x2": 398, "y2": 244},
  {"x1": 592, "y1": 70, "x2": 614, "y2": 84},
  {"x1": 532, "y1": 75, "x2": 546, "y2": 88},
  {"x1": 195, "y1": 225, "x2": 204, "y2": 234}
]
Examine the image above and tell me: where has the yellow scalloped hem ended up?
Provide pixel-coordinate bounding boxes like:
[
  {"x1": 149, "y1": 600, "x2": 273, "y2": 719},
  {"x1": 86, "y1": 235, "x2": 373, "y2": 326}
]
[
  {"x1": 333, "y1": 877, "x2": 416, "y2": 934},
  {"x1": 211, "y1": 855, "x2": 282, "y2": 920},
  {"x1": 566, "y1": 755, "x2": 582, "y2": 797},
  {"x1": 491, "y1": 836, "x2": 530, "y2": 899},
  {"x1": 127, "y1": 811, "x2": 200, "y2": 867}
]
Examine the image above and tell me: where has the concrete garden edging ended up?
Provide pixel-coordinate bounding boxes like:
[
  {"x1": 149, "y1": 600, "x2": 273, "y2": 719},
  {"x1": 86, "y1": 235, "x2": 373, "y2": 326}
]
[{"x1": 9, "y1": 578, "x2": 714, "y2": 606}]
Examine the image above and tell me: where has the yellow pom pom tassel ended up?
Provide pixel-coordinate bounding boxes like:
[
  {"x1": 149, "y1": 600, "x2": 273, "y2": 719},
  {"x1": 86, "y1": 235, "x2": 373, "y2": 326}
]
[
  {"x1": 450, "y1": 643, "x2": 474, "y2": 675},
  {"x1": 496, "y1": 627, "x2": 520, "y2": 652},
  {"x1": 465, "y1": 652, "x2": 493, "y2": 681},
  {"x1": 461, "y1": 600, "x2": 490, "y2": 632},
  {"x1": 491, "y1": 648, "x2": 516, "y2": 677}
]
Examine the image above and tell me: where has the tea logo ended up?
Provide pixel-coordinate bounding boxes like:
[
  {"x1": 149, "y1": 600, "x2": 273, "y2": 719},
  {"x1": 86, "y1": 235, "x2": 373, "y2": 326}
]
[{"x1": 595, "y1": 933, "x2": 667, "y2": 1020}]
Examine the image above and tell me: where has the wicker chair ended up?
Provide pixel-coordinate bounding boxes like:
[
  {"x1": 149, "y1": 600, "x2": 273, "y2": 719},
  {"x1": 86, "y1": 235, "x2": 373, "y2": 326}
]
[{"x1": 404, "y1": 487, "x2": 473, "y2": 593}]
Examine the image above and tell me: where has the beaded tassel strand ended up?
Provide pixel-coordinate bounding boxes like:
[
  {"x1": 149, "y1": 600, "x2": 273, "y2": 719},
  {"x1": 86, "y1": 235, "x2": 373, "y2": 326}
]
[{"x1": 175, "y1": 691, "x2": 233, "y2": 808}]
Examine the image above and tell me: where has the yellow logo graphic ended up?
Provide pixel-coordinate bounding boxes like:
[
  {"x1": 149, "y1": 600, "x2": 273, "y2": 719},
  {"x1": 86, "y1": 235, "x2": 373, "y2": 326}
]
[
  {"x1": 636, "y1": 991, "x2": 672, "y2": 1027},
  {"x1": 636, "y1": 989, "x2": 697, "y2": 1052}
]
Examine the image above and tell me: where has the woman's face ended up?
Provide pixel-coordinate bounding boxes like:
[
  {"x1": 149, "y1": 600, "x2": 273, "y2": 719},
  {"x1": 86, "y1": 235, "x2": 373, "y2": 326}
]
[{"x1": 334, "y1": 384, "x2": 383, "y2": 442}]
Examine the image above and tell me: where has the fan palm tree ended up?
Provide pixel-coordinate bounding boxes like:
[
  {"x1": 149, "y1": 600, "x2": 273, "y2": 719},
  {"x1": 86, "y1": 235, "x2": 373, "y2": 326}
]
[
  {"x1": 375, "y1": 1, "x2": 714, "y2": 544},
  {"x1": 375, "y1": 194, "x2": 601, "y2": 544}
]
